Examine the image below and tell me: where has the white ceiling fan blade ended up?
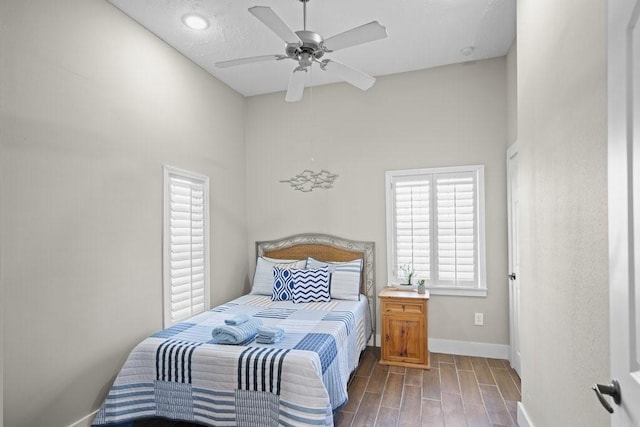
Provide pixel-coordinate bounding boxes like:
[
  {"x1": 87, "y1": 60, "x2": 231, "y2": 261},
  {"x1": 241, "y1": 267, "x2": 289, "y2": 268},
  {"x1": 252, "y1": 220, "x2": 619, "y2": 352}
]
[
  {"x1": 285, "y1": 67, "x2": 308, "y2": 102},
  {"x1": 321, "y1": 59, "x2": 376, "y2": 91},
  {"x1": 215, "y1": 54, "x2": 282, "y2": 68},
  {"x1": 323, "y1": 21, "x2": 387, "y2": 52},
  {"x1": 249, "y1": 6, "x2": 302, "y2": 45}
]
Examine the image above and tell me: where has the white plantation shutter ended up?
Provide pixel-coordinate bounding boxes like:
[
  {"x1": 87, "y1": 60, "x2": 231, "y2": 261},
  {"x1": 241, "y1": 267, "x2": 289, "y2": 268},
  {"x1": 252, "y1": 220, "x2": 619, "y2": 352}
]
[
  {"x1": 163, "y1": 166, "x2": 210, "y2": 327},
  {"x1": 393, "y1": 176, "x2": 431, "y2": 281},
  {"x1": 436, "y1": 173, "x2": 477, "y2": 284},
  {"x1": 386, "y1": 166, "x2": 486, "y2": 295}
]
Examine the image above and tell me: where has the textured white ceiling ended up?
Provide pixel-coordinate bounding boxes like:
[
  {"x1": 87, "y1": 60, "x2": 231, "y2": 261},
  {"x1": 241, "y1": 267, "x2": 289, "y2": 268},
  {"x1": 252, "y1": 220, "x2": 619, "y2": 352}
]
[{"x1": 108, "y1": 0, "x2": 516, "y2": 97}]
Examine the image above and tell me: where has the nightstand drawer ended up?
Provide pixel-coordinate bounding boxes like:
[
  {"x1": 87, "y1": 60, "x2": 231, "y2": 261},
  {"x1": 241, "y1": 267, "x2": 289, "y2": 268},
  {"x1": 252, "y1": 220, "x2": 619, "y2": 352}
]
[{"x1": 383, "y1": 301, "x2": 424, "y2": 314}]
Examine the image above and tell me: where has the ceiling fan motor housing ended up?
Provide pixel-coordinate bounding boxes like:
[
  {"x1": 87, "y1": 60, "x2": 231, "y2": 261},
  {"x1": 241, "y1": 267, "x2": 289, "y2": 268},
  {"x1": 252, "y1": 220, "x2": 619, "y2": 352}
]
[{"x1": 286, "y1": 30, "x2": 325, "y2": 66}]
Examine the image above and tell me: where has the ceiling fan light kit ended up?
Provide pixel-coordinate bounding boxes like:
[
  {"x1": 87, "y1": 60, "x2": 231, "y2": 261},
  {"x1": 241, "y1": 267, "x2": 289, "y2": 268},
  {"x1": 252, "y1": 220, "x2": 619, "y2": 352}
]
[{"x1": 215, "y1": 0, "x2": 388, "y2": 102}]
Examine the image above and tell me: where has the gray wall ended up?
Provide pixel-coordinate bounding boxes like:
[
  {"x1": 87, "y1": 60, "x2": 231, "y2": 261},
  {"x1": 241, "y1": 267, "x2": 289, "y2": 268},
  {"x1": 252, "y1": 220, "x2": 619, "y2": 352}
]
[
  {"x1": 245, "y1": 58, "x2": 510, "y2": 347},
  {"x1": 517, "y1": 0, "x2": 609, "y2": 425},
  {"x1": 1, "y1": 246, "x2": 3, "y2": 427},
  {"x1": 506, "y1": 42, "x2": 517, "y2": 146},
  {"x1": 0, "y1": 1, "x2": 248, "y2": 426}
]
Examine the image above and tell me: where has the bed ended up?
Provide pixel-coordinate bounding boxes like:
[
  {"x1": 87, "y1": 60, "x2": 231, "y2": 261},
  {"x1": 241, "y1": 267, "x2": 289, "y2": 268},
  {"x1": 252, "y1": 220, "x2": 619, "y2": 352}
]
[{"x1": 92, "y1": 233, "x2": 375, "y2": 427}]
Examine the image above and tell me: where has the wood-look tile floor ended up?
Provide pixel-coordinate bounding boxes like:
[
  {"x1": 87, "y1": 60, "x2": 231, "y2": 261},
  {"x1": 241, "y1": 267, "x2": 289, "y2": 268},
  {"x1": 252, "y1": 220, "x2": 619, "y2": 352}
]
[
  {"x1": 134, "y1": 347, "x2": 521, "y2": 427},
  {"x1": 336, "y1": 347, "x2": 521, "y2": 427}
]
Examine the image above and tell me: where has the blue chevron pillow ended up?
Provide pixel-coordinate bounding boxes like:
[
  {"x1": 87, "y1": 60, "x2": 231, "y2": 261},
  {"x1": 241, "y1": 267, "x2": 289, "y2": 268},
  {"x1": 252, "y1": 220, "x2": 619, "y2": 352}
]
[{"x1": 291, "y1": 266, "x2": 331, "y2": 303}]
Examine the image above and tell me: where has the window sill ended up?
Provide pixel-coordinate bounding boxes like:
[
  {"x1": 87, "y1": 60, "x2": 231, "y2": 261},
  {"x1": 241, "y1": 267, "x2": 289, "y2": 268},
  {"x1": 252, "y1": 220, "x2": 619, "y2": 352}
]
[{"x1": 426, "y1": 287, "x2": 487, "y2": 297}]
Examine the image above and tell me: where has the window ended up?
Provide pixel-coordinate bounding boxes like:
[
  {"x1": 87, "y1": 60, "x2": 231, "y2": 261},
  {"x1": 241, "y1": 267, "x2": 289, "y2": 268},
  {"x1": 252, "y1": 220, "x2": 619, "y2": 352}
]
[
  {"x1": 163, "y1": 166, "x2": 210, "y2": 326},
  {"x1": 385, "y1": 165, "x2": 487, "y2": 296}
]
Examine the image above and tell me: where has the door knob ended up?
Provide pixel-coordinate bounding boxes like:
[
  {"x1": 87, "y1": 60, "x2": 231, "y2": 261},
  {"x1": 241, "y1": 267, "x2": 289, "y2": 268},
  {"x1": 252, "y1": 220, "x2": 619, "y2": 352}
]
[
  {"x1": 508, "y1": 273, "x2": 516, "y2": 280},
  {"x1": 592, "y1": 380, "x2": 621, "y2": 414}
]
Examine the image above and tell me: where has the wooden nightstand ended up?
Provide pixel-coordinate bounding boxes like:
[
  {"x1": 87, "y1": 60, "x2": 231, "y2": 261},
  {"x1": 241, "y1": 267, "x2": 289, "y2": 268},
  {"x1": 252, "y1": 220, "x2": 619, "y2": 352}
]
[{"x1": 378, "y1": 287, "x2": 430, "y2": 369}]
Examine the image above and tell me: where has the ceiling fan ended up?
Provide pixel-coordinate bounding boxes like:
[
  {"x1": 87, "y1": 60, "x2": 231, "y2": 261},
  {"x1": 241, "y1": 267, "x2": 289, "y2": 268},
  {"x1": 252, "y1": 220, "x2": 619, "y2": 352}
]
[{"x1": 215, "y1": 0, "x2": 388, "y2": 102}]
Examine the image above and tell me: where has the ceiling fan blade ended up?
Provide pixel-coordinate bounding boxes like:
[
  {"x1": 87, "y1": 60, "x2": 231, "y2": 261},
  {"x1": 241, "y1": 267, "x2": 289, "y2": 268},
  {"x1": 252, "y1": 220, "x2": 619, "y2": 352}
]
[
  {"x1": 249, "y1": 6, "x2": 302, "y2": 45},
  {"x1": 320, "y1": 59, "x2": 376, "y2": 91},
  {"x1": 323, "y1": 21, "x2": 387, "y2": 52},
  {"x1": 215, "y1": 54, "x2": 282, "y2": 68},
  {"x1": 285, "y1": 67, "x2": 308, "y2": 102}
]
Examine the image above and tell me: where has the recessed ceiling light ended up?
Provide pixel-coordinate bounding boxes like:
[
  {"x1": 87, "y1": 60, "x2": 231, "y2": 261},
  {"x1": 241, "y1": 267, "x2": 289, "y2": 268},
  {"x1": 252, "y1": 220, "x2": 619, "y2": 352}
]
[
  {"x1": 461, "y1": 46, "x2": 475, "y2": 56},
  {"x1": 182, "y1": 14, "x2": 209, "y2": 30}
]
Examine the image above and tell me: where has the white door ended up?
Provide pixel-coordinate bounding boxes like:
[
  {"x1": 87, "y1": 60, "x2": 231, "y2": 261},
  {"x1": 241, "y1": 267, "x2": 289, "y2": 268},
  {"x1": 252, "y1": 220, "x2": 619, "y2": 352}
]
[
  {"x1": 605, "y1": 0, "x2": 640, "y2": 423},
  {"x1": 507, "y1": 142, "x2": 521, "y2": 376}
]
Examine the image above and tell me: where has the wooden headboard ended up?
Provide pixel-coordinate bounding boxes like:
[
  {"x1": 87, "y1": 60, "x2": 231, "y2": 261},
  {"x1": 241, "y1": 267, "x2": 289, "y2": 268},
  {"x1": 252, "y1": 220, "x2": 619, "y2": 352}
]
[{"x1": 256, "y1": 233, "x2": 376, "y2": 345}]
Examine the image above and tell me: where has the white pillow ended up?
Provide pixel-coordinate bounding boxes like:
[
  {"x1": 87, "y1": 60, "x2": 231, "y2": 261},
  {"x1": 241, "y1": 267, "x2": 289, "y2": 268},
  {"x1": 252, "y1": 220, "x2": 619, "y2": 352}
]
[
  {"x1": 306, "y1": 257, "x2": 363, "y2": 301},
  {"x1": 251, "y1": 257, "x2": 306, "y2": 296}
]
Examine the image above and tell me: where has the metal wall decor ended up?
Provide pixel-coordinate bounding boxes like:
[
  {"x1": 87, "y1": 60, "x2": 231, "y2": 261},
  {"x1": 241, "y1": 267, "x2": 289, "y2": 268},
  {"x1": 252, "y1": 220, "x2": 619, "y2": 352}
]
[{"x1": 280, "y1": 169, "x2": 338, "y2": 192}]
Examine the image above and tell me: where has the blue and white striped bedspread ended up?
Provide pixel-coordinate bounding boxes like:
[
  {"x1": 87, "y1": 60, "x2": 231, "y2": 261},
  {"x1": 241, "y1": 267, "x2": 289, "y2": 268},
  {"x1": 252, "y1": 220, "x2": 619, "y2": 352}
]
[{"x1": 92, "y1": 294, "x2": 371, "y2": 427}]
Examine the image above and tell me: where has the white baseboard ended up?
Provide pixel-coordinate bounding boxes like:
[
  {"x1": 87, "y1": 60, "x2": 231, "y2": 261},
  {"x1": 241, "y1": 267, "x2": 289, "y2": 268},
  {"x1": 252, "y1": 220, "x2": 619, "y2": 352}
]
[
  {"x1": 68, "y1": 409, "x2": 99, "y2": 427},
  {"x1": 429, "y1": 338, "x2": 510, "y2": 359},
  {"x1": 368, "y1": 334, "x2": 379, "y2": 346},
  {"x1": 369, "y1": 334, "x2": 510, "y2": 360},
  {"x1": 517, "y1": 401, "x2": 534, "y2": 427}
]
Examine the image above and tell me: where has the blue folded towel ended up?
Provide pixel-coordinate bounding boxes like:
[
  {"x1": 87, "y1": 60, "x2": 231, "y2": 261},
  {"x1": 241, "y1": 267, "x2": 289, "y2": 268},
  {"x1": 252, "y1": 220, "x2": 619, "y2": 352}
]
[
  {"x1": 211, "y1": 318, "x2": 263, "y2": 345},
  {"x1": 225, "y1": 314, "x2": 249, "y2": 326},
  {"x1": 257, "y1": 326, "x2": 285, "y2": 339},
  {"x1": 256, "y1": 335, "x2": 284, "y2": 344}
]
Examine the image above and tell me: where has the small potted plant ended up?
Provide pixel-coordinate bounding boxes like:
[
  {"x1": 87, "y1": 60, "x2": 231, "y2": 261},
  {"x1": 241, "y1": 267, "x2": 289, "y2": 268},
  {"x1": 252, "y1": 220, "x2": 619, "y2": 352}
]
[
  {"x1": 399, "y1": 263, "x2": 415, "y2": 286},
  {"x1": 417, "y1": 279, "x2": 426, "y2": 294}
]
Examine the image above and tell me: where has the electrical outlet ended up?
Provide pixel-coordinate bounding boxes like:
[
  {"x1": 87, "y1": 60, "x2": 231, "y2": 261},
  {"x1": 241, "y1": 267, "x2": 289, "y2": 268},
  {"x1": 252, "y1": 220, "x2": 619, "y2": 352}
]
[{"x1": 474, "y1": 312, "x2": 484, "y2": 326}]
